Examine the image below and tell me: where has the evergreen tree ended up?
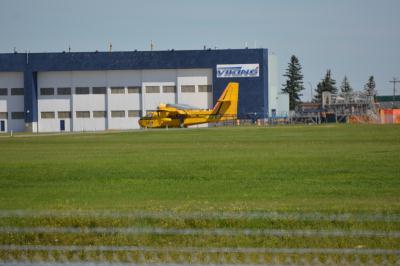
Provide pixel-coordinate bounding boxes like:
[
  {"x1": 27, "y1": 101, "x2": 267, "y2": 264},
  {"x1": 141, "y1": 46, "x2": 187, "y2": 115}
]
[
  {"x1": 340, "y1": 76, "x2": 353, "y2": 95},
  {"x1": 281, "y1": 55, "x2": 304, "y2": 110},
  {"x1": 364, "y1": 76, "x2": 376, "y2": 96},
  {"x1": 313, "y1": 69, "x2": 337, "y2": 102},
  {"x1": 313, "y1": 82, "x2": 324, "y2": 103}
]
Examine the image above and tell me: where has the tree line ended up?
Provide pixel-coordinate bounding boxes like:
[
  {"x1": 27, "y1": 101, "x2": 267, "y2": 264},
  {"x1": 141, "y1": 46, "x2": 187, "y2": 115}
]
[{"x1": 281, "y1": 55, "x2": 376, "y2": 110}]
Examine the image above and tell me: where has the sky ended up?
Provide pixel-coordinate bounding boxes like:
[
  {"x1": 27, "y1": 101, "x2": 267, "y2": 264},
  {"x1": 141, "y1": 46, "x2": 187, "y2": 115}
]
[{"x1": 0, "y1": 0, "x2": 399, "y2": 100}]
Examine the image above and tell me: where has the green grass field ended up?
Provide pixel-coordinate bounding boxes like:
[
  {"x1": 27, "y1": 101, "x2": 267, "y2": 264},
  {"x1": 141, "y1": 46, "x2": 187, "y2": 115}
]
[
  {"x1": 1, "y1": 124, "x2": 400, "y2": 263},
  {"x1": 0, "y1": 124, "x2": 399, "y2": 212}
]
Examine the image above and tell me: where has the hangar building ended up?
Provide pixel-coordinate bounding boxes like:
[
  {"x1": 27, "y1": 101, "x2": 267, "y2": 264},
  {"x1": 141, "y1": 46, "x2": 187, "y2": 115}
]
[{"x1": 0, "y1": 48, "x2": 288, "y2": 133}]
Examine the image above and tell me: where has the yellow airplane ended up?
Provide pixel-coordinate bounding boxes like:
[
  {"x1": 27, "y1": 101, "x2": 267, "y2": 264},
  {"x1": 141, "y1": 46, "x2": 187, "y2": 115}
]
[{"x1": 139, "y1": 82, "x2": 239, "y2": 128}]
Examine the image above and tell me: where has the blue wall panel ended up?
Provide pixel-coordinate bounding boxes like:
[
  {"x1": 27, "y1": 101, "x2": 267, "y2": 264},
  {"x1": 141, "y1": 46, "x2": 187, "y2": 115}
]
[
  {"x1": 0, "y1": 49, "x2": 269, "y2": 122},
  {"x1": 23, "y1": 71, "x2": 38, "y2": 123},
  {"x1": 263, "y1": 50, "x2": 269, "y2": 116}
]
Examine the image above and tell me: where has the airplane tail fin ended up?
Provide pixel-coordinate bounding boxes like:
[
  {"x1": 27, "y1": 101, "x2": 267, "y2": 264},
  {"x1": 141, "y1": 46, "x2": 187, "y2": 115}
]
[{"x1": 211, "y1": 82, "x2": 239, "y2": 120}]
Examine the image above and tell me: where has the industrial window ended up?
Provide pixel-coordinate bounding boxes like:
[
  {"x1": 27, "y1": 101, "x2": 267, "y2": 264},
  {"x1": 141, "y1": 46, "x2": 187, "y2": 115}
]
[
  {"x1": 110, "y1": 87, "x2": 125, "y2": 94},
  {"x1": 198, "y1": 85, "x2": 213, "y2": 93},
  {"x1": 128, "y1": 110, "x2": 141, "y2": 117},
  {"x1": 0, "y1": 112, "x2": 7, "y2": 119},
  {"x1": 58, "y1": 111, "x2": 71, "y2": 119},
  {"x1": 76, "y1": 111, "x2": 90, "y2": 118},
  {"x1": 75, "y1": 87, "x2": 90, "y2": 94},
  {"x1": 93, "y1": 111, "x2": 107, "y2": 118},
  {"x1": 181, "y1": 85, "x2": 196, "y2": 93},
  {"x1": 40, "y1": 88, "x2": 54, "y2": 96},
  {"x1": 111, "y1": 110, "x2": 125, "y2": 118},
  {"x1": 92, "y1": 87, "x2": 107, "y2": 94},
  {"x1": 128, "y1": 86, "x2": 141, "y2": 93},
  {"x1": 0, "y1": 88, "x2": 7, "y2": 96},
  {"x1": 11, "y1": 88, "x2": 24, "y2": 96},
  {"x1": 57, "y1": 87, "x2": 71, "y2": 95},
  {"x1": 41, "y1": 112, "x2": 55, "y2": 119},
  {"x1": 145, "y1": 86, "x2": 160, "y2": 93},
  {"x1": 163, "y1": 86, "x2": 176, "y2": 93},
  {"x1": 11, "y1": 112, "x2": 24, "y2": 119}
]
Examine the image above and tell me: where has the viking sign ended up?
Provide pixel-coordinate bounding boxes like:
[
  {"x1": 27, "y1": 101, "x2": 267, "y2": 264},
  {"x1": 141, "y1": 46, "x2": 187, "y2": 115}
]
[{"x1": 216, "y1": 64, "x2": 259, "y2": 78}]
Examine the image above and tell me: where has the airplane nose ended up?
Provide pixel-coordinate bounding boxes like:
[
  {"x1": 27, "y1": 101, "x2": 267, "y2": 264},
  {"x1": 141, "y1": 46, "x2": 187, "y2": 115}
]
[{"x1": 138, "y1": 118, "x2": 146, "y2": 128}]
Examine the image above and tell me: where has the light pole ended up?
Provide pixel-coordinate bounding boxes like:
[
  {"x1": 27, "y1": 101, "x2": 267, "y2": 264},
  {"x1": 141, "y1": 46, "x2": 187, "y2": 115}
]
[{"x1": 389, "y1": 78, "x2": 400, "y2": 109}]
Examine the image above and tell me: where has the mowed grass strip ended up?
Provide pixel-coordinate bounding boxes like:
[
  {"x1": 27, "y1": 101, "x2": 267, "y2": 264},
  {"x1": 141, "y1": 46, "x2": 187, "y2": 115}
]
[{"x1": 0, "y1": 124, "x2": 399, "y2": 212}]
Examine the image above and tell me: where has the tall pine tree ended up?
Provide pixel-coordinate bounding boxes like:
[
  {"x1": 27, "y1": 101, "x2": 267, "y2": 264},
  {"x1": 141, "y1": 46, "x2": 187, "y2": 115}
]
[
  {"x1": 340, "y1": 76, "x2": 353, "y2": 95},
  {"x1": 364, "y1": 76, "x2": 376, "y2": 96},
  {"x1": 281, "y1": 55, "x2": 304, "y2": 110},
  {"x1": 313, "y1": 69, "x2": 337, "y2": 102}
]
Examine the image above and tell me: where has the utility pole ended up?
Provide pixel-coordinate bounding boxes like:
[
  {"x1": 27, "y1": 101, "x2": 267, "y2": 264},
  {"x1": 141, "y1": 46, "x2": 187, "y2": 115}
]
[{"x1": 389, "y1": 78, "x2": 400, "y2": 108}]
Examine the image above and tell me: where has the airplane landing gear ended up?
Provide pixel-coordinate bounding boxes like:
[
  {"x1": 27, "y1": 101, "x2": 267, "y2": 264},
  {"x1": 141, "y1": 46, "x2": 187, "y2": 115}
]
[{"x1": 179, "y1": 117, "x2": 185, "y2": 128}]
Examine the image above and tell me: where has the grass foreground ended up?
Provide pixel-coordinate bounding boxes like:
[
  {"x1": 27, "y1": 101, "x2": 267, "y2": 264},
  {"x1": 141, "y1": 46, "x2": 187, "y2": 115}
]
[
  {"x1": 0, "y1": 124, "x2": 399, "y2": 213},
  {"x1": 1, "y1": 124, "x2": 400, "y2": 263}
]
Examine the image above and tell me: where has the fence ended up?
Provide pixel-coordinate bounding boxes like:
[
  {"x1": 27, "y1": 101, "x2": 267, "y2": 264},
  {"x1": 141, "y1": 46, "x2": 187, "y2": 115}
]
[{"x1": 0, "y1": 210, "x2": 399, "y2": 265}]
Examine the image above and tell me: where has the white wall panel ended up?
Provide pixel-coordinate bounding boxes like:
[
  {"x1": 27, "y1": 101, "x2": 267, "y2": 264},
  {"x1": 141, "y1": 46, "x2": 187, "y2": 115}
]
[
  {"x1": 109, "y1": 91, "x2": 140, "y2": 113},
  {"x1": 267, "y1": 53, "x2": 288, "y2": 116},
  {"x1": 0, "y1": 72, "x2": 24, "y2": 88},
  {"x1": 72, "y1": 71, "x2": 106, "y2": 131},
  {"x1": 0, "y1": 98, "x2": 6, "y2": 113},
  {"x1": 268, "y1": 53, "x2": 278, "y2": 116},
  {"x1": 106, "y1": 70, "x2": 142, "y2": 86},
  {"x1": 7, "y1": 118, "x2": 25, "y2": 132},
  {"x1": 40, "y1": 118, "x2": 71, "y2": 133},
  {"x1": 7, "y1": 96, "x2": 24, "y2": 112},
  {"x1": 124, "y1": 93, "x2": 141, "y2": 112},
  {"x1": 37, "y1": 71, "x2": 72, "y2": 132},
  {"x1": 39, "y1": 119, "x2": 59, "y2": 132},
  {"x1": 277, "y1": 93, "x2": 289, "y2": 116},
  {"x1": 142, "y1": 70, "x2": 176, "y2": 83},
  {"x1": 142, "y1": 82, "x2": 176, "y2": 112},
  {"x1": 106, "y1": 70, "x2": 142, "y2": 129},
  {"x1": 142, "y1": 70, "x2": 177, "y2": 112},
  {"x1": 35, "y1": 68, "x2": 212, "y2": 132},
  {"x1": 177, "y1": 69, "x2": 213, "y2": 109},
  {"x1": 38, "y1": 71, "x2": 72, "y2": 87},
  {"x1": 72, "y1": 71, "x2": 107, "y2": 87},
  {"x1": 0, "y1": 72, "x2": 24, "y2": 132},
  {"x1": 73, "y1": 118, "x2": 105, "y2": 131},
  {"x1": 108, "y1": 117, "x2": 138, "y2": 130},
  {"x1": 38, "y1": 96, "x2": 71, "y2": 132}
]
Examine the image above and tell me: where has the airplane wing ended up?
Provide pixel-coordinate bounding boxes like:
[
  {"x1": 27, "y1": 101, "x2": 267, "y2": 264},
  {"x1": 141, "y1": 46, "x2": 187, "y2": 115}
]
[{"x1": 157, "y1": 107, "x2": 188, "y2": 116}]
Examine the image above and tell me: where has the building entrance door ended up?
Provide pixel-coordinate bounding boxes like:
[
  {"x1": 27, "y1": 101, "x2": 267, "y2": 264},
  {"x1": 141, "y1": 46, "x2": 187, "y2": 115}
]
[
  {"x1": 60, "y1": 120, "x2": 65, "y2": 131},
  {"x1": 0, "y1": 121, "x2": 5, "y2": 132}
]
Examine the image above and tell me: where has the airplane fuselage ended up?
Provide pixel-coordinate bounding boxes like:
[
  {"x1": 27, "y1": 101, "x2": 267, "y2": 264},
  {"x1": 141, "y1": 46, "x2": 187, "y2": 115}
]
[{"x1": 139, "y1": 109, "x2": 221, "y2": 128}]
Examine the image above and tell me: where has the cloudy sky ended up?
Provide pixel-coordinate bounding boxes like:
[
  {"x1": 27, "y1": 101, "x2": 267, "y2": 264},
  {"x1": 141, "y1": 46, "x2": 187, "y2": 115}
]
[{"x1": 1, "y1": 0, "x2": 399, "y2": 100}]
